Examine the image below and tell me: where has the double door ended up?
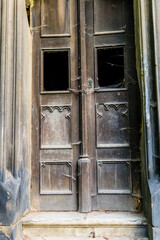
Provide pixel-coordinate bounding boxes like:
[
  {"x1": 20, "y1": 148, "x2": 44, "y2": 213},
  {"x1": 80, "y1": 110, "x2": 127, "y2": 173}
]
[{"x1": 31, "y1": 0, "x2": 141, "y2": 212}]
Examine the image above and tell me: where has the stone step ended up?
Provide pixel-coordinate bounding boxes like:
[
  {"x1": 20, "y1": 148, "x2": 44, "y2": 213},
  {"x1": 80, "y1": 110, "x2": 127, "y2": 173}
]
[
  {"x1": 23, "y1": 237, "x2": 149, "y2": 240},
  {"x1": 22, "y1": 211, "x2": 148, "y2": 240}
]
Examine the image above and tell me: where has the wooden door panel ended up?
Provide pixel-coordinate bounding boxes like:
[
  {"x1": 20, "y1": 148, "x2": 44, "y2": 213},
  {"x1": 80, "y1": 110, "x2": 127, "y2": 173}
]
[
  {"x1": 92, "y1": 195, "x2": 135, "y2": 211},
  {"x1": 41, "y1": 38, "x2": 70, "y2": 49},
  {"x1": 97, "y1": 161, "x2": 131, "y2": 194},
  {"x1": 96, "y1": 102, "x2": 129, "y2": 148},
  {"x1": 40, "y1": 161, "x2": 72, "y2": 194},
  {"x1": 41, "y1": 0, "x2": 70, "y2": 37},
  {"x1": 40, "y1": 94, "x2": 71, "y2": 105},
  {"x1": 97, "y1": 148, "x2": 131, "y2": 160},
  {"x1": 40, "y1": 149, "x2": 72, "y2": 160},
  {"x1": 95, "y1": 35, "x2": 126, "y2": 47},
  {"x1": 94, "y1": 0, "x2": 125, "y2": 34},
  {"x1": 41, "y1": 105, "x2": 72, "y2": 149},
  {"x1": 95, "y1": 91, "x2": 128, "y2": 103}
]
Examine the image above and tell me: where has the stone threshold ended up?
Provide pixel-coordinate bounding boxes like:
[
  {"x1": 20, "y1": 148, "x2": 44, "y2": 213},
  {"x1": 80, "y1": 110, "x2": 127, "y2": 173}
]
[
  {"x1": 22, "y1": 211, "x2": 147, "y2": 227},
  {"x1": 22, "y1": 237, "x2": 148, "y2": 240}
]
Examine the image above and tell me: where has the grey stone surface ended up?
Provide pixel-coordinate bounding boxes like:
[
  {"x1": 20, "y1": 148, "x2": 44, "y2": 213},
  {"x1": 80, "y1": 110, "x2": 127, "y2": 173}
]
[
  {"x1": 152, "y1": 227, "x2": 160, "y2": 240},
  {"x1": 0, "y1": 221, "x2": 22, "y2": 240},
  {"x1": 22, "y1": 211, "x2": 147, "y2": 226},
  {"x1": 0, "y1": 0, "x2": 32, "y2": 226},
  {"x1": 22, "y1": 237, "x2": 149, "y2": 240},
  {"x1": 22, "y1": 212, "x2": 148, "y2": 239},
  {"x1": 148, "y1": 179, "x2": 160, "y2": 227}
]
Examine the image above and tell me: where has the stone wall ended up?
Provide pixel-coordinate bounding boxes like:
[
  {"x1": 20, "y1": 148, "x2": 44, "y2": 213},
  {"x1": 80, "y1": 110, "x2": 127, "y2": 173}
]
[
  {"x1": 0, "y1": 0, "x2": 32, "y2": 238},
  {"x1": 134, "y1": 0, "x2": 160, "y2": 239}
]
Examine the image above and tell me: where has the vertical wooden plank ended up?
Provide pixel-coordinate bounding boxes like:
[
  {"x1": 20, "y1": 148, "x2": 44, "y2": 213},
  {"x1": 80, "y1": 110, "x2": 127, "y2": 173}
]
[
  {"x1": 78, "y1": 156, "x2": 91, "y2": 212},
  {"x1": 31, "y1": 0, "x2": 41, "y2": 209},
  {"x1": 78, "y1": 0, "x2": 91, "y2": 212},
  {"x1": 85, "y1": 0, "x2": 96, "y2": 198},
  {"x1": 79, "y1": 0, "x2": 88, "y2": 156}
]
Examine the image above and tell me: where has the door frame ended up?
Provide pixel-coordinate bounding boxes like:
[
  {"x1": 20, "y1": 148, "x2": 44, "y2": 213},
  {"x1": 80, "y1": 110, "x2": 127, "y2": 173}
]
[
  {"x1": 134, "y1": 0, "x2": 160, "y2": 238},
  {"x1": 29, "y1": 0, "x2": 159, "y2": 223},
  {"x1": 0, "y1": 0, "x2": 160, "y2": 239}
]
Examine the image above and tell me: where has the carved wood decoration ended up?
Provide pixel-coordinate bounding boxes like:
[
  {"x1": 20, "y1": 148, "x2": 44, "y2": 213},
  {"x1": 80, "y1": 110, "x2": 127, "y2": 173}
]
[
  {"x1": 41, "y1": 105, "x2": 72, "y2": 149},
  {"x1": 96, "y1": 103, "x2": 129, "y2": 148}
]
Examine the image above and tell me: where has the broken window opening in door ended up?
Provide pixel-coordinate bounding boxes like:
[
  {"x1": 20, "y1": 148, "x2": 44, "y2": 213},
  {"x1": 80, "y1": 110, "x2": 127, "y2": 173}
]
[
  {"x1": 26, "y1": 1, "x2": 30, "y2": 26},
  {"x1": 43, "y1": 50, "x2": 69, "y2": 91},
  {"x1": 97, "y1": 47, "x2": 125, "y2": 88}
]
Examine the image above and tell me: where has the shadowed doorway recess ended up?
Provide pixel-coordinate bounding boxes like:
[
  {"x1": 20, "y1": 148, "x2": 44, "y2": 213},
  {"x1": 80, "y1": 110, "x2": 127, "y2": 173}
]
[{"x1": 31, "y1": 0, "x2": 141, "y2": 212}]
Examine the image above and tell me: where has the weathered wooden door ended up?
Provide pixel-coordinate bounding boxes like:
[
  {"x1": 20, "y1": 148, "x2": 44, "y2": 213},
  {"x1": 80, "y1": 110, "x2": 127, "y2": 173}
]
[
  {"x1": 31, "y1": 0, "x2": 141, "y2": 212},
  {"x1": 31, "y1": 0, "x2": 79, "y2": 210}
]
